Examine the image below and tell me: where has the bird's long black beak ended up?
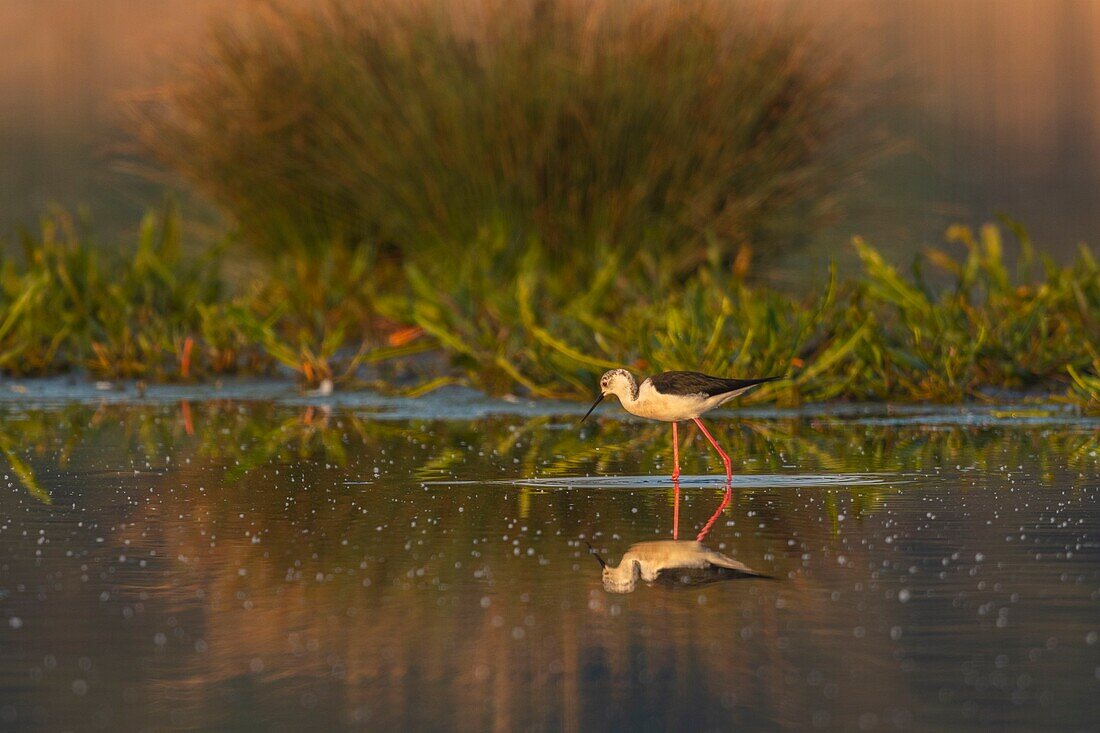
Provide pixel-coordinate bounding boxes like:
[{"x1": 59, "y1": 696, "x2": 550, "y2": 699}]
[
  {"x1": 579, "y1": 393, "x2": 605, "y2": 425},
  {"x1": 585, "y1": 541, "x2": 607, "y2": 569}
]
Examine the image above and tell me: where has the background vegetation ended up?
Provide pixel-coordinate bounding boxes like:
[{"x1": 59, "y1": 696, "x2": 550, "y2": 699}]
[
  {"x1": 131, "y1": 0, "x2": 852, "y2": 276},
  {"x1": 0, "y1": 0, "x2": 1096, "y2": 409},
  {"x1": 1, "y1": 207, "x2": 1097, "y2": 410}
]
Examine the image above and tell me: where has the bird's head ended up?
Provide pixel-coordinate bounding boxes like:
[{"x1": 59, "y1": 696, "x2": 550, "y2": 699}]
[
  {"x1": 585, "y1": 541, "x2": 641, "y2": 593},
  {"x1": 599, "y1": 369, "x2": 636, "y2": 400},
  {"x1": 580, "y1": 369, "x2": 636, "y2": 423},
  {"x1": 601, "y1": 559, "x2": 641, "y2": 594}
]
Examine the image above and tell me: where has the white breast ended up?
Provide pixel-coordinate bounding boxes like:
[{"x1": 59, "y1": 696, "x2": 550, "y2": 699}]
[{"x1": 622, "y1": 380, "x2": 718, "y2": 422}]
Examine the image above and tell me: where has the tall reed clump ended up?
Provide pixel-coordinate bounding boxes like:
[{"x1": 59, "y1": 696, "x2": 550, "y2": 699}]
[{"x1": 131, "y1": 0, "x2": 850, "y2": 275}]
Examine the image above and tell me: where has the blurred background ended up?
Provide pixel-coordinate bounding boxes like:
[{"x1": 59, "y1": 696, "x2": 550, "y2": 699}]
[{"x1": 2, "y1": 0, "x2": 1098, "y2": 273}]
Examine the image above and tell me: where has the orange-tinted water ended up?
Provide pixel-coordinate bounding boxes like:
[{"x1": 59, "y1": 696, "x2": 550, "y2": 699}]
[{"x1": 0, "y1": 397, "x2": 1097, "y2": 731}]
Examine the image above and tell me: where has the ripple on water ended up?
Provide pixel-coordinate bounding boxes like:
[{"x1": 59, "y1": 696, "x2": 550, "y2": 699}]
[{"x1": 428, "y1": 473, "x2": 907, "y2": 490}]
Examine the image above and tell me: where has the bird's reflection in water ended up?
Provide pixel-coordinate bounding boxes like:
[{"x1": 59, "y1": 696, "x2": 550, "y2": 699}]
[{"x1": 591, "y1": 480, "x2": 769, "y2": 593}]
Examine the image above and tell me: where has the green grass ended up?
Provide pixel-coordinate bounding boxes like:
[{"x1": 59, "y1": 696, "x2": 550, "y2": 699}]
[
  {"x1": 0, "y1": 205, "x2": 424, "y2": 384},
  {"x1": 0, "y1": 207, "x2": 1097, "y2": 410},
  {"x1": 0, "y1": 205, "x2": 223, "y2": 378},
  {"x1": 396, "y1": 219, "x2": 1100, "y2": 408},
  {"x1": 91, "y1": 0, "x2": 1100, "y2": 406},
  {"x1": 131, "y1": 0, "x2": 852, "y2": 276}
]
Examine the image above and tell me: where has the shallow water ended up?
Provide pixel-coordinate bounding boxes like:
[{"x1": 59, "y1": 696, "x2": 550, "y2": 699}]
[{"x1": 0, "y1": 393, "x2": 1097, "y2": 732}]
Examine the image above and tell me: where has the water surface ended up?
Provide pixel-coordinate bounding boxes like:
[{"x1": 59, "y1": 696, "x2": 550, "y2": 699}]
[{"x1": 0, "y1": 394, "x2": 1097, "y2": 731}]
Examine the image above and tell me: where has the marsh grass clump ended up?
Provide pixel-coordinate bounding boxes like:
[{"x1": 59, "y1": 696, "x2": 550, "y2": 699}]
[
  {"x1": 0, "y1": 206, "x2": 225, "y2": 378},
  {"x1": 0, "y1": 207, "x2": 416, "y2": 384},
  {"x1": 848, "y1": 223, "x2": 1100, "y2": 401},
  {"x1": 399, "y1": 222, "x2": 1100, "y2": 408},
  {"x1": 132, "y1": 0, "x2": 848, "y2": 273},
  {"x1": 243, "y1": 245, "x2": 430, "y2": 385},
  {"x1": 0, "y1": 209, "x2": 1096, "y2": 409}
]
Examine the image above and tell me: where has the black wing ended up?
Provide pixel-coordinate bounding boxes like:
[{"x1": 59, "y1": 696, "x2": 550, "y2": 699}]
[
  {"x1": 648, "y1": 371, "x2": 781, "y2": 398},
  {"x1": 653, "y1": 565, "x2": 771, "y2": 587}
]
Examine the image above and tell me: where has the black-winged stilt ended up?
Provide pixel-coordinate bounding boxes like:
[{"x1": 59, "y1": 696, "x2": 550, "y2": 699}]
[
  {"x1": 589, "y1": 538, "x2": 769, "y2": 593},
  {"x1": 586, "y1": 474, "x2": 769, "y2": 592},
  {"x1": 579, "y1": 369, "x2": 780, "y2": 481}
]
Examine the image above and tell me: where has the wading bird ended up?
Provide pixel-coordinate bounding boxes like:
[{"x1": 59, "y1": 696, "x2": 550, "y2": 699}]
[
  {"x1": 580, "y1": 369, "x2": 780, "y2": 481},
  {"x1": 587, "y1": 475, "x2": 770, "y2": 592},
  {"x1": 588, "y1": 538, "x2": 769, "y2": 593}
]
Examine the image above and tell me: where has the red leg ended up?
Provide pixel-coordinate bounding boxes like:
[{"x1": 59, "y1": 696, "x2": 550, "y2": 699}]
[
  {"x1": 672, "y1": 478, "x2": 681, "y2": 540},
  {"x1": 692, "y1": 417, "x2": 732, "y2": 482},
  {"x1": 696, "y1": 485, "x2": 732, "y2": 542},
  {"x1": 670, "y1": 421, "x2": 681, "y2": 480}
]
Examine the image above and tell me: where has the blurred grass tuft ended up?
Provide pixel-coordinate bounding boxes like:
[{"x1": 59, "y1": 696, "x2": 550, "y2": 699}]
[{"x1": 131, "y1": 0, "x2": 850, "y2": 274}]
